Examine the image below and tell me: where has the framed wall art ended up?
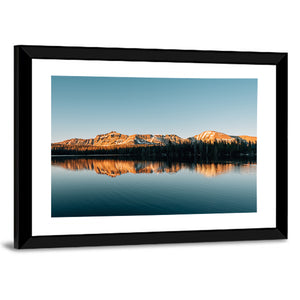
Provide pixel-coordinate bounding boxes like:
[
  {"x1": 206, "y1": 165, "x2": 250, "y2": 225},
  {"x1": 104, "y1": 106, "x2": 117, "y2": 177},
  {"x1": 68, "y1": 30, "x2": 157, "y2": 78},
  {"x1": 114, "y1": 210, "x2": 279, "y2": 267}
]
[{"x1": 14, "y1": 45, "x2": 288, "y2": 248}]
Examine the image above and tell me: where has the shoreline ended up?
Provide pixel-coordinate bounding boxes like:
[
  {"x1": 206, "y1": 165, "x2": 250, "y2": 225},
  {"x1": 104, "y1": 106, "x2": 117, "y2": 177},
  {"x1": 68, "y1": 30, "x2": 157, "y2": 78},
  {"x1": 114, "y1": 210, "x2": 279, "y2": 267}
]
[
  {"x1": 51, "y1": 155, "x2": 257, "y2": 164},
  {"x1": 51, "y1": 154, "x2": 131, "y2": 157}
]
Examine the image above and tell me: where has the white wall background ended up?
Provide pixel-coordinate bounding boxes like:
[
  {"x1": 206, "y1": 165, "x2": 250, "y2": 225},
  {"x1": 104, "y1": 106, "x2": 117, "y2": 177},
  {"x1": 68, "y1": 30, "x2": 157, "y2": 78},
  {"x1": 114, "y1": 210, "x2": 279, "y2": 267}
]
[{"x1": 0, "y1": 1, "x2": 298, "y2": 299}]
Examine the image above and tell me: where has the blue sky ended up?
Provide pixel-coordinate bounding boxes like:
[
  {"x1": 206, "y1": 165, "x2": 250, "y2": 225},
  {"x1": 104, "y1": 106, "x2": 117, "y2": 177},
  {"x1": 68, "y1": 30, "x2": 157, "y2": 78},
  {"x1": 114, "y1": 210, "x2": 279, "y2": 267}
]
[{"x1": 51, "y1": 76, "x2": 257, "y2": 142}]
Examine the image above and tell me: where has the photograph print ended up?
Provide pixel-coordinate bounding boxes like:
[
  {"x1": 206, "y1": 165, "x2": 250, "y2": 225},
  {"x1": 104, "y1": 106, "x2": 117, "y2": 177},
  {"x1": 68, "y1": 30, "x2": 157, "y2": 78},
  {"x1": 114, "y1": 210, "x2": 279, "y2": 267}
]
[{"x1": 51, "y1": 76, "x2": 257, "y2": 218}]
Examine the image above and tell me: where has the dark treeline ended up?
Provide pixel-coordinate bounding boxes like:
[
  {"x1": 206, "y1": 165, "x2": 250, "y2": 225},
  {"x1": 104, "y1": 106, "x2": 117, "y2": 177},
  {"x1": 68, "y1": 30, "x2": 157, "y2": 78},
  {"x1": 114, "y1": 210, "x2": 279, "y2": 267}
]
[{"x1": 52, "y1": 141, "x2": 256, "y2": 161}]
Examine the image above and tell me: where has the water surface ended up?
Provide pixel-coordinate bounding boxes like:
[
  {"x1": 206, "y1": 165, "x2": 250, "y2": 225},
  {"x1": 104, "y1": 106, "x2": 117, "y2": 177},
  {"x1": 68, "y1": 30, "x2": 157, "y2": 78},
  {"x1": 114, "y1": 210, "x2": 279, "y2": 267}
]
[{"x1": 51, "y1": 157, "x2": 257, "y2": 217}]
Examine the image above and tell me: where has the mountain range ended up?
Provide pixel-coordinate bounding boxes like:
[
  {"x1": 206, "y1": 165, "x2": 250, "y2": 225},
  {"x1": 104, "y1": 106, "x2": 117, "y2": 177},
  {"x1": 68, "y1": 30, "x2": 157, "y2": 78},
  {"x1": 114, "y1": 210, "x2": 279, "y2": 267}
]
[{"x1": 52, "y1": 130, "x2": 257, "y2": 147}]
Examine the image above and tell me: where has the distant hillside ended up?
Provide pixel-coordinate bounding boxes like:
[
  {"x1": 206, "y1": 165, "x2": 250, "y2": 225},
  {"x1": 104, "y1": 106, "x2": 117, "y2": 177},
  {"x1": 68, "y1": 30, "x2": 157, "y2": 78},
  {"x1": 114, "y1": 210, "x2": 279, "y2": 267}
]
[{"x1": 53, "y1": 130, "x2": 257, "y2": 148}]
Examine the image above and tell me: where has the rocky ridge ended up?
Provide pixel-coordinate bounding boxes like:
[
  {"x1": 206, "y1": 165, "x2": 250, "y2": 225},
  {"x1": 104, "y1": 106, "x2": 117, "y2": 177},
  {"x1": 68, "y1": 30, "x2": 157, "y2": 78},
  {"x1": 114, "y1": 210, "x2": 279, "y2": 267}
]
[{"x1": 53, "y1": 130, "x2": 257, "y2": 147}]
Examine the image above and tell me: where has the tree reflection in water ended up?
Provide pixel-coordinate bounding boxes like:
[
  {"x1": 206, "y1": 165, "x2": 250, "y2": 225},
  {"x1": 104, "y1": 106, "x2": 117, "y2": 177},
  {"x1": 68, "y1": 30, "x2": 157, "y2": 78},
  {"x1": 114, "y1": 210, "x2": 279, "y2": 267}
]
[{"x1": 51, "y1": 157, "x2": 256, "y2": 178}]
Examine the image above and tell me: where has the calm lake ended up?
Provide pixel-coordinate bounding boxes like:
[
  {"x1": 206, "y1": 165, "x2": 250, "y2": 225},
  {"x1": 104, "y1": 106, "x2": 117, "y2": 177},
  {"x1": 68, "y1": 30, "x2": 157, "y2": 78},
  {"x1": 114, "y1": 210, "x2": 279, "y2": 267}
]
[{"x1": 51, "y1": 157, "x2": 257, "y2": 217}]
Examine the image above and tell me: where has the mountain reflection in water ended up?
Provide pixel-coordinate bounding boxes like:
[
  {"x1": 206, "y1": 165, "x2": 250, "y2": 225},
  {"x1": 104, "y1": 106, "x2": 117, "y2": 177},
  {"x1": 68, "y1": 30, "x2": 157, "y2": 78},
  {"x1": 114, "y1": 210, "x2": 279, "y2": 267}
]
[{"x1": 51, "y1": 157, "x2": 256, "y2": 178}]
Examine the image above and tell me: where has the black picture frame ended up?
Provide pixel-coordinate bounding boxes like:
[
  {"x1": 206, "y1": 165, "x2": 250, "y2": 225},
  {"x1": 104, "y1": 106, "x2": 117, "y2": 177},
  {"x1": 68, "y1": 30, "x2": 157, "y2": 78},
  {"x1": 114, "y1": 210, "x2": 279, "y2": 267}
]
[{"x1": 14, "y1": 45, "x2": 288, "y2": 249}]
